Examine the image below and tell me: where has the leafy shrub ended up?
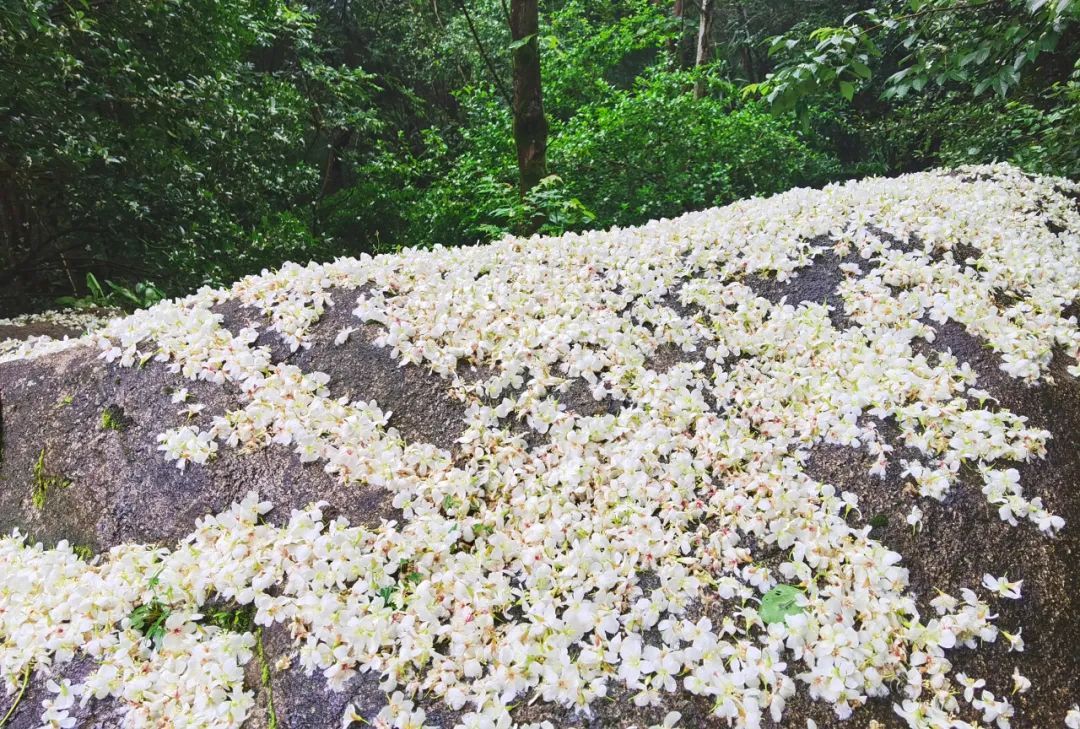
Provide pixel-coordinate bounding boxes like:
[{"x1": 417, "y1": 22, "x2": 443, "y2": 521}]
[
  {"x1": 56, "y1": 274, "x2": 164, "y2": 312},
  {"x1": 338, "y1": 70, "x2": 840, "y2": 252},
  {"x1": 552, "y1": 70, "x2": 841, "y2": 227},
  {"x1": 860, "y1": 66, "x2": 1080, "y2": 179},
  {"x1": 340, "y1": 91, "x2": 595, "y2": 251},
  {"x1": 0, "y1": 0, "x2": 373, "y2": 307}
]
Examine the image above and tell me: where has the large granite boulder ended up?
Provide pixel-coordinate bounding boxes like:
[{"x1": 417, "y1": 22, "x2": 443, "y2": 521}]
[{"x1": 1, "y1": 164, "x2": 1078, "y2": 729}]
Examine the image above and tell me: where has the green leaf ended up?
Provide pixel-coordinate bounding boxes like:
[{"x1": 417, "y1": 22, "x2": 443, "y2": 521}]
[
  {"x1": 508, "y1": 34, "x2": 536, "y2": 51},
  {"x1": 377, "y1": 585, "x2": 397, "y2": 606},
  {"x1": 839, "y1": 80, "x2": 855, "y2": 101},
  {"x1": 106, "y1": 280, "x2": 140, "y2": 306},
  {"x1": 86, "y1": 272, "x2": 104, "y2": 301},
  {"x1": 26, "y1": 8, "x2": 44, "y2": 32},
  {"x1": 128, "y1": 598, "x2": 171, "y2": 645},
  {"x1": 760, "y1": 584, "x2": 805, "y2": 625}
]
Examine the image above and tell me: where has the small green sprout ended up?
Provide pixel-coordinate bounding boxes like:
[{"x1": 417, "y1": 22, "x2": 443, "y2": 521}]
[
  {"x1": 255, "y1": 627, "x2": 279, "y2": 729},
  {"x1": 0, "y1": 663, "x2": 30, "y2": 727},
  {"x1": 377, "y1": 584, "x2": 398, "y2": 607},
  {"x1": 128, "y1": 599, "x2": 171, "y2": 644},
  {"x1": 128, "y1": 569, "x2": 173, "y2": 646}
]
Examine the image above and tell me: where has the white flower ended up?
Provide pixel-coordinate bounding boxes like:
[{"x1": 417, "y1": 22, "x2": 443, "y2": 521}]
[
  {"x1": 334, "y1": 327, "x2": 357, "y2": 346},
  {"x1": 972, "y1": 690, "x2": 1014, "y2": 729},
  {"x1": 1002, "y1": 629, "x2": 1025, "y2": 652},
  {"x1": 957, "y1": 673, "x2": 986, "y2": 703},
  {"x1": 180, "y1": 402, "x2": 206, "y2": 418},
  {"x1": 1011, "y1": 668, "x2": 1030, "y2": 694},
  {"x1": 156, "y1": 426, "x2": 218, "y2": 469},
  {"x1": 651, "y1": 712, "x2": 682, "y2": 729},
  {"x1": 906, "y1": 504, "x2": 923, "y2": 530},
  {"x1": 983, "y1": 574, "x2": 1023, "y2": 600}
]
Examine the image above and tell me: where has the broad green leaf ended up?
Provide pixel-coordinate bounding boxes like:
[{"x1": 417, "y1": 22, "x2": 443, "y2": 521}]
[
  {"x1": 86, "y1": 272, "x2": 104, "y2": 300},
  {"x1": 760, "y1": 585, "x2": 805, "y2": 625},
  {"x1": 509, "y1": 34, "x2": 536, "y2": 51}
]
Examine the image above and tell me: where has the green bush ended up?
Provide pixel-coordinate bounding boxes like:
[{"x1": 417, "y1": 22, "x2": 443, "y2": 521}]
[
  {"x1": 0, "y1": 0, "x2": 373, "y2": 306},
  {"x1": 552, "y1": 70, "x2": 841, "y2": 227},
  {"x1": 341, "y1": 72, "x2": 840, "y2": 251},
  {"x1": 339, "y1": 90, "x2": 595, "y2": 251},
  {"x1": 858, "y1": 68, "x2": 1080, "y2": 179}
]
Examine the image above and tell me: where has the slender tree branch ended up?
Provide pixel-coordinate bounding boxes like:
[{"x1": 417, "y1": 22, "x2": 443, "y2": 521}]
[{"x1": 453, "y1": 0, "x2": 513, "y2": 105}]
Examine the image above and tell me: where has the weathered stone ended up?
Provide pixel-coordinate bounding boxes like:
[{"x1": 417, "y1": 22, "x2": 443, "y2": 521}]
[
  {"x1": 0, "y1": 343, "x2": 400, "y2": 554},
  {"x1": 2, "y1": 172, "x2": 1080, "y2": 729}
]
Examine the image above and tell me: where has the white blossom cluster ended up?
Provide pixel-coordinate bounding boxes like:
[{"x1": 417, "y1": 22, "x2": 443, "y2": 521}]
[
  {"x1": 0, "y1": 308, "x2": 115, "y2": 333},
  {"x1": 3, "y1": 164, "x2": 1080, "y2": 728},
  {"x1": 0, "y1": 531, "x2": 254, "y2": 728},
  {"x1": 0, "y1": 308, "x2": 118, "y2": 364}
]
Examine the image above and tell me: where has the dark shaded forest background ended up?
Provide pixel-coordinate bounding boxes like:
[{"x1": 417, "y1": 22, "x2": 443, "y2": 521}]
[{"x1": 1, "y1": 0, "x2": 1077, "y2": 316}]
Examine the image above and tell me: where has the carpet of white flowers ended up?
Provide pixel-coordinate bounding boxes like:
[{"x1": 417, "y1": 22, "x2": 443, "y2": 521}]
[
  {"x1": 3, "y1": 164, "x2": 1080, "y2": 729},
  {"x1": 0, "y1": 308, "x2": 117, "y2": 364}
]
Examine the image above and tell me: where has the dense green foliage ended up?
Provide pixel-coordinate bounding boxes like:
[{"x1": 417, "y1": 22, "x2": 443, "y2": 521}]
[
  {"x1": 1, "y1": 0, "x2": 1076, "y2": 314},
  {"x1": 552, "y1": 71, "x2": 840, "y2": 226},
  {"x1": 0, "y1": 0, "x2": 377, "y2": 306}
]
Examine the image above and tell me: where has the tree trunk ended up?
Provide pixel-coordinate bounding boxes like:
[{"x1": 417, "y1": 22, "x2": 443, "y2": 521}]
[
  {"x1": 316, "y1": 128, "x2": 352, "y2": 211},
  {"x1": 509, "y1": 0, "x2": 547, "y2": 195},
  {"x1": 735, "y1": 2, "x2": 758, "y2": 82},
  {"x1": 668, "y1": 0, "x2": 685, "y2": 64},
  {"x1": 693, "y1": 0, "x2": 714, "y2": 99}
]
